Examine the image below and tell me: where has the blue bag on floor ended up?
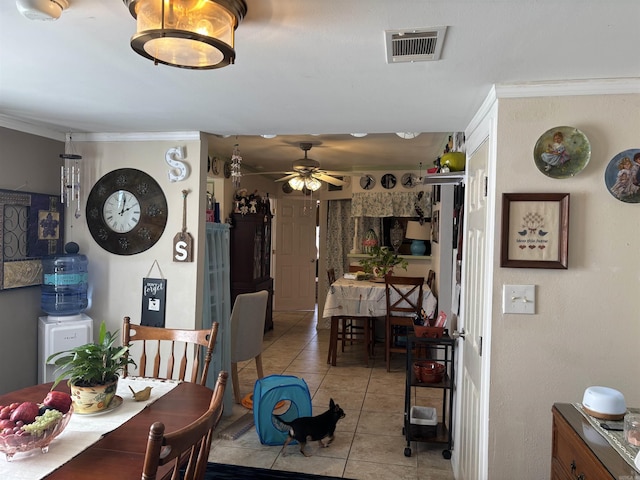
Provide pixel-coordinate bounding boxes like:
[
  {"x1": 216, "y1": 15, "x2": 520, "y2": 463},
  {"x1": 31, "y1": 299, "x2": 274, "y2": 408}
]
[{"x1": 253, "y1": 374, "x2": 312, "y2": 445}]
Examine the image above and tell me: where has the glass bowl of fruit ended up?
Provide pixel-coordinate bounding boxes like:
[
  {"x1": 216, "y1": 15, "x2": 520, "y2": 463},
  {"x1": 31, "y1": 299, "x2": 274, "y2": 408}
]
[{"x1": 0, "y1": 392, "x2": 73, "y2": 461}]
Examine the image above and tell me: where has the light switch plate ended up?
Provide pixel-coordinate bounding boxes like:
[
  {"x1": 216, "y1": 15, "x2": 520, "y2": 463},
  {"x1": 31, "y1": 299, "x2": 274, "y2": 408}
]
[{"x1": 502, "y1": 285, "x2": 536, "y2": 314}]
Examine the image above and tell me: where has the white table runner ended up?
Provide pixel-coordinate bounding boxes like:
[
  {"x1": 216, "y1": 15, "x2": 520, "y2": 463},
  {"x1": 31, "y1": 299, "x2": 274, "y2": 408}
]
[{"x1": 0, "y1": 377, "x2": 179, "y2": 480}]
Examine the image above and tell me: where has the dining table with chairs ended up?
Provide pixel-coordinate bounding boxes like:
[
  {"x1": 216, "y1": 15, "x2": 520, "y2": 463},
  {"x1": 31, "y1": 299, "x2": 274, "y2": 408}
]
[
  {"x1": 323, "y1": 276, "x2": 438, "y2": 367},
  {"x1": 0, "y1": 376, "x2": 216, "y2": 479}
]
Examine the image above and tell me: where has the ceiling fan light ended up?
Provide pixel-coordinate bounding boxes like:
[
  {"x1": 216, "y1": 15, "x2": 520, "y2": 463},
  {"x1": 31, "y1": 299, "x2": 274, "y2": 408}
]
[
  {"x1": 288, "y1": 176, "x2": 305, "y2": 191},
  {"x1": 304, "y1": 177, "x2": 322, "y2": 191},
  {"x1": 396, "y1": 132, "x2": 421, "y2": 140},
  {"x1": 125, "y1": 0, "x2": 247, "y2": 70}
]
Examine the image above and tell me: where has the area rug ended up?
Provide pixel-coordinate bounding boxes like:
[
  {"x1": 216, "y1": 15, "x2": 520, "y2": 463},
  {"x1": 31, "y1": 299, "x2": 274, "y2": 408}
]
[{"x1": 204, "y1": 462, "x2": 349, "y2": 479}]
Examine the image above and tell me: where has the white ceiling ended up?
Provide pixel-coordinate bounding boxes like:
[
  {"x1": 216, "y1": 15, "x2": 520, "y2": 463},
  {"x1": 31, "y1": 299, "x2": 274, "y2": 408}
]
[{"x1": 1, "y1": 1, "x2": 638, "y2": 173}]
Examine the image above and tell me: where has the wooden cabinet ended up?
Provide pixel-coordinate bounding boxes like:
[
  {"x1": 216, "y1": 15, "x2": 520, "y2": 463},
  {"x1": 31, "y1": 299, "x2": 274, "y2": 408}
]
[
  {"x1": 551, "y1": 404, "x2": 636, "y2": 480},
  {"x1": 230, "y1": 213, "x2": 273, "y2": 332}
]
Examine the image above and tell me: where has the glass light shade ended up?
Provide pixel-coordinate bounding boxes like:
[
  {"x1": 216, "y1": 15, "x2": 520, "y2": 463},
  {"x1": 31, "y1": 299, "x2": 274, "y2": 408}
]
[
  {"x1": 304, "y1": 177, "x2": 322, "y2": 191},
  {"x1": 288, "y1": 176, "x2": 305, "y2": 191},
  {"x1": 127, "y1": 0, "x2": 245, "y2": 69}
]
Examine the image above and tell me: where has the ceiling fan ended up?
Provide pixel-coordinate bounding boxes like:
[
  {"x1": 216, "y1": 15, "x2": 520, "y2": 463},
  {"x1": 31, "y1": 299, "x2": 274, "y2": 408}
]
[{"x1": 273, "y1": 143, "x2": 348, "y2": 191}]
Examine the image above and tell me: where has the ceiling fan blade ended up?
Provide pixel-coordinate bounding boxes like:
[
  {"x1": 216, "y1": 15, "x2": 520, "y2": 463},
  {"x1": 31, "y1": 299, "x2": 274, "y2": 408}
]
[
  {"x1": 275, "y1": 173, "x2": 299, "y2": 182},
  {"x1": 314, "y1": 173, "x2": 346, "y2": 186},
  {"x1": 243, "y1": 170, "x2": 294, "y2": 176}
]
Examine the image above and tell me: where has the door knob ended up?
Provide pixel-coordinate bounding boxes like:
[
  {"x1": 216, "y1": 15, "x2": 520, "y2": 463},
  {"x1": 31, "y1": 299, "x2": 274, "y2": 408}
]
[{"x1": 452, "y1": 328, "x2": 466, "y2": 339}]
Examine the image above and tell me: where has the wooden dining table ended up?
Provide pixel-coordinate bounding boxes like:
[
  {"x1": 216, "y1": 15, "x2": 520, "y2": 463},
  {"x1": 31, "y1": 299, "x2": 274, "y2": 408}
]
[
  {"x1": 0, "y1": 380, "x2": 213, "y2": 479},
  {"x1": 322, "y1": 277, "x2": 437, "y2": 366}
]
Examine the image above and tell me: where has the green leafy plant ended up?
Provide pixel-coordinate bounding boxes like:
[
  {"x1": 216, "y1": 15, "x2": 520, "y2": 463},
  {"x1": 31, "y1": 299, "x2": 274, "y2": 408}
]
[
  {"x1": 359, "y1": 245, "x2": 408, "y2": 277},
  {"x1": 48, "y1": 321, "x2": 136, "y2": 389}
]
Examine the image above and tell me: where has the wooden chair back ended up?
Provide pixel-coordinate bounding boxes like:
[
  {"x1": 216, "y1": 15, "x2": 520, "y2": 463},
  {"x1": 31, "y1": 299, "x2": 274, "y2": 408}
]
[
  {"x1": 327, "y1": 268, "x2": 337, "y2": 284},
  {"x1": 141, "y1": 371, "x2": 228, "y2": 480},
  {"x1": 426, "y1": 269, "x2": 436, "y2": 290},
  {"x1": 122, "y1": 317, "x2": 219, "y2": 386},
  {"x1": 385, "y1": 275, "x2": 425, "y2": 318},
  {"x1": 384, "y1": 275, "x2": 425, "y2": 371}
]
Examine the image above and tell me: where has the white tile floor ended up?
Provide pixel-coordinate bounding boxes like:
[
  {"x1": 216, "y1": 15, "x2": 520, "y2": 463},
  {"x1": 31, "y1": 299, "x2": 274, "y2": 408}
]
[{"x1": 209, "y1": 309, "x2": 455, "y2": 479}]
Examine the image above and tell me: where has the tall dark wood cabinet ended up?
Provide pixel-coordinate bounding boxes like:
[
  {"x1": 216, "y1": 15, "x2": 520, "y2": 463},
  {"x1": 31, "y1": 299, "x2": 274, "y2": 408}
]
[{"x1": 230, "y1": 212, "x2": 273, "y2": 332}]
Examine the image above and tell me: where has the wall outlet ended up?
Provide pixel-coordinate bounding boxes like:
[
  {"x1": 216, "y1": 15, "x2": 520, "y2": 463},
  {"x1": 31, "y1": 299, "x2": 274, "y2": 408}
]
[{"x1": 502, "y1": 285, "x2": 536, "y2": 314}]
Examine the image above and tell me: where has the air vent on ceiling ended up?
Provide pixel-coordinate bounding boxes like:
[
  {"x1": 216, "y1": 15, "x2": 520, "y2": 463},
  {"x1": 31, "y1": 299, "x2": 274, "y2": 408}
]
[{"x1": 385, "y1": 26, "x2": 447, "y2": 63}]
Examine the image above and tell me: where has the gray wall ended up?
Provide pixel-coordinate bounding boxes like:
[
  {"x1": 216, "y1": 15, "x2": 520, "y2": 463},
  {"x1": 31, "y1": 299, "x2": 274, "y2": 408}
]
[{"x1": 0, "y1": 127, "x2": 63, "y2": 394}]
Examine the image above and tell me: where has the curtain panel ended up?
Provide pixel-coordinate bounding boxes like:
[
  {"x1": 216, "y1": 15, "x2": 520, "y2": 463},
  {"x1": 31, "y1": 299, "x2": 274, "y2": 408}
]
[{"x1": 351, "y1": 191, "x2": 432, "y2": 218}]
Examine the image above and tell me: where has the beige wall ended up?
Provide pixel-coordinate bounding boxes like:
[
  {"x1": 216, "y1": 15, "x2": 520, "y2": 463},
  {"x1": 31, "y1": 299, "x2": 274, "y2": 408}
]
[
  {"x1": 487, "y1": 93, "x2": 640, "y2": 478},
  {"x1": 66, "y1": 135, "x2": 207, "y2": 337},
  {"x1": 0, "y1": 127, "x2": 64, "y2": 393}
]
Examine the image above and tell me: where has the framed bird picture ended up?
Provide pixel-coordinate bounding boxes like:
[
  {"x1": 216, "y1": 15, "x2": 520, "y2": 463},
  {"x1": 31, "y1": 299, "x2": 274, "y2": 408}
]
[{"x1": 500, "y1": 193, "x2": 570, "y2": 269}]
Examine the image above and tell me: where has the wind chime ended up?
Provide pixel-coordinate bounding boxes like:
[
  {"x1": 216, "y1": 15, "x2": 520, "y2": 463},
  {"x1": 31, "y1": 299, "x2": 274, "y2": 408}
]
[
  {"x1": 231, "y1": 144, "x2": 242, "y2": 188},
  {"x1": 60, "y1": 134, "x2": 82, "y2": 219}
]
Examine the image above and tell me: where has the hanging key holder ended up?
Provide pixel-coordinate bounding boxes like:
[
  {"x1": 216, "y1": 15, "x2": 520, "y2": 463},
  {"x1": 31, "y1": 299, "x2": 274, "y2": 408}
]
[{"x1": 173, "y1": 189, "x2": 194, "y2": 262}]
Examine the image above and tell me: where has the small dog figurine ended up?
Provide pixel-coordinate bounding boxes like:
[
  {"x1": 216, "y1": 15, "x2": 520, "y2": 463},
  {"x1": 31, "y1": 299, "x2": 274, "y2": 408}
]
[{"x1": 274, "y1": 398, "x2": 345, "y2": 457}]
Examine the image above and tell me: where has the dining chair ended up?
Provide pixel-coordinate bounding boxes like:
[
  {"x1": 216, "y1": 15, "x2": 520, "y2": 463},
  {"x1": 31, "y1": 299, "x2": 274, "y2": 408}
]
[
  {"x1": 230, "y1": 290, "x2": 269, "y2": 404},
  {"x1": 384, "y1": 275, "x2": 425, "y2": 372},
  {"x1": 327, "y1": 267, "x2": 337, "y2": 284},
  {"x1": 122, "y1": 317, "x2": 219, "y2": 386},
  {"x1": 141, "y1": 371, "x2": 228, "y2": 480},
  {"x1": 426, "y1": 269, "x2": 436, "y2": 291}
]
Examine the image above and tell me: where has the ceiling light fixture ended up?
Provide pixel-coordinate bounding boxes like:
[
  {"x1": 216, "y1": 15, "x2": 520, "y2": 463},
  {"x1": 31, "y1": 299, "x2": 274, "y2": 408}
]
[
  {"x1": 16, "y1": 0, "x2": 68, "y2": 21},
  {"x1": 123, "y1": 0, "x2": 247, "y2": 70},
  {"x1": 396, "y1": 132, "x2": 421, "y2": 139}
]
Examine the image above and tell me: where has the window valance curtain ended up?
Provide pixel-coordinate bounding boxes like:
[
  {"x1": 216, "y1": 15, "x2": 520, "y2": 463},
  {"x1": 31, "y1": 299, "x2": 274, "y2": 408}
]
[{"x1": 351, "y1": 191, "x2": 432, "y2": 218}]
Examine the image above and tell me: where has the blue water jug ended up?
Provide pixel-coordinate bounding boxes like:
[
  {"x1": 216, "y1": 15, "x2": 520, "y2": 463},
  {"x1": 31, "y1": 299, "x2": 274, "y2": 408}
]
[{"x1": 41, "y1": 242, "x2": 89, "y2": 316}]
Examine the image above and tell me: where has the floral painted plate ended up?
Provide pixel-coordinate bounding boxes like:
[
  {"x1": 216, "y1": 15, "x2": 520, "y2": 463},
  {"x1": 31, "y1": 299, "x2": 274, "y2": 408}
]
[
  {"x1": 603, "y1": 149, "x2": 640, "y2": 203},
  {"x1": 74, "y1": 395, "x2": 123, "y2": 416},
  {"x1": 533, "y1": 126, "x2": 591, "y2": 179}
]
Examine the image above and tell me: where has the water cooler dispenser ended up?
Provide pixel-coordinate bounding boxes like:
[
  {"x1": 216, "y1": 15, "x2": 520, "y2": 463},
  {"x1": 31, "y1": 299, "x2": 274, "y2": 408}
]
[
  {"x1": 38, "y1": 314, "x2": 93, "y2": 383},
  {"x1": 38, "y1": 242, "x2": 94, "y2": 384}
]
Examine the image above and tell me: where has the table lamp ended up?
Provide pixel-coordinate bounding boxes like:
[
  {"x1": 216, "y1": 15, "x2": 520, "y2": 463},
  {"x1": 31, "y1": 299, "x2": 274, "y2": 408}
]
[{"x1": 405, "y1": 220, "x2": 430, "y2": 256}]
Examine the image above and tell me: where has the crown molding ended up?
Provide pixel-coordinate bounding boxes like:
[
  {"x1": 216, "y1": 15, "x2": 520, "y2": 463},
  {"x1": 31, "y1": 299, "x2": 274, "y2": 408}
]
[
  {"x1": 0, "y1": 115, "x2": 65, "y2": 141},
  {"x1": 71, "y1": 131, "x2": 202, "y2": 142},
  {"x1": 495, "y1": 78, "x2": 640, "y2": 98}
]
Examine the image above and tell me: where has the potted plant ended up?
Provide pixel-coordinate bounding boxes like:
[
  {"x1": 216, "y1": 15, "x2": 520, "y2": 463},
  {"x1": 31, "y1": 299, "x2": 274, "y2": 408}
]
[
  {"x1": 359, "y1": 245, "x2": 408, "y2": 278},
  {"x1": 48, "y1": 321, "x2": 135, "y2": 414}
]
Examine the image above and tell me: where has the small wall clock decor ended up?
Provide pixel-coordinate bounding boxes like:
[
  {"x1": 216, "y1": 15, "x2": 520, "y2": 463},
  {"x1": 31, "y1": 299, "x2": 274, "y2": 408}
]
[
  {"x1": 86, "y1": 168, "x2": 168, "y2": 255},
  {"x1": 604, "y1": 148, "x2": 640, "y2": 203}
]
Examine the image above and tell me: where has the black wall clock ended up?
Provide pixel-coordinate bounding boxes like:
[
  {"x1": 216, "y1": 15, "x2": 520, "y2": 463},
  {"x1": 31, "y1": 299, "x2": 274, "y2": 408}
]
[{"x1": 86, "y1": 168, "x2": 168, "y2": 255}]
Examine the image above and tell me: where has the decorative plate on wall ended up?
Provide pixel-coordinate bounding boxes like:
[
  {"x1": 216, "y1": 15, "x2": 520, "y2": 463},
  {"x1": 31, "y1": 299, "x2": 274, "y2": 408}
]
[
  {"x1": 359, "y1": 174, "x2": 376, "y2": 190},
  {"x1": 401, "y1": 173, "x2": 418, "y2": 188},
  {"x1": 381, "y1": 173, "x2": 397, "y2": 189},
  {"x1": 533, "y1": 126, "x2": 591, "y2": 179},
  {"x1": 603, "y1": 148, "x2": 640, "y2": 203}
]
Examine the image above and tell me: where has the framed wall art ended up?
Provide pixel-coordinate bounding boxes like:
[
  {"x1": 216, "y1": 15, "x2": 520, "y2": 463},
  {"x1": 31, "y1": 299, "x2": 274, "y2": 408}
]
[
  {"x1": 0, "y1": 189, "x2": 65, "y2": 290},
  {"x1": 500, "y1": 193, "x2": 569, "y2": 269}
]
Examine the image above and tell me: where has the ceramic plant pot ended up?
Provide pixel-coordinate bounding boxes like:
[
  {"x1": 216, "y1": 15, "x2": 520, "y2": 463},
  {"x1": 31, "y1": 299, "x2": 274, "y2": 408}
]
[{"x1": 70, "y1": 377, "x2": 118, "y2": 414}]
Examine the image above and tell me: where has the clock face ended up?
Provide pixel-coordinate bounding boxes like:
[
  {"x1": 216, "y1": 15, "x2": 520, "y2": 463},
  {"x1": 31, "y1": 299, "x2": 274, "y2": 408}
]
[
  {"x1": 103, "y1": 190, "x2": 140, "y2": 233},
  {"x1": 359, "y1": 175, "x2": 375, "y2": 190},
  {"x1": 86, "y1": 168, "x2": 167, "y2": 255},
  {"x1": 223, "y1": 161, "x2": 232, "y2": 179},
  {"x1": 381, "y1": 173, "x2": 397, "y2": 189}
]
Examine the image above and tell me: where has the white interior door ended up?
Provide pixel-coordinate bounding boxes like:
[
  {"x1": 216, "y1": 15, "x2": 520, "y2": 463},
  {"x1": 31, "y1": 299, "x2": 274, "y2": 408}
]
[
  {"x1": 455, "y1": 139, "x2": 491, "y2": 479},
  {"x1": 274, "y1": 197, "x2": 317, "y2": 311}
]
